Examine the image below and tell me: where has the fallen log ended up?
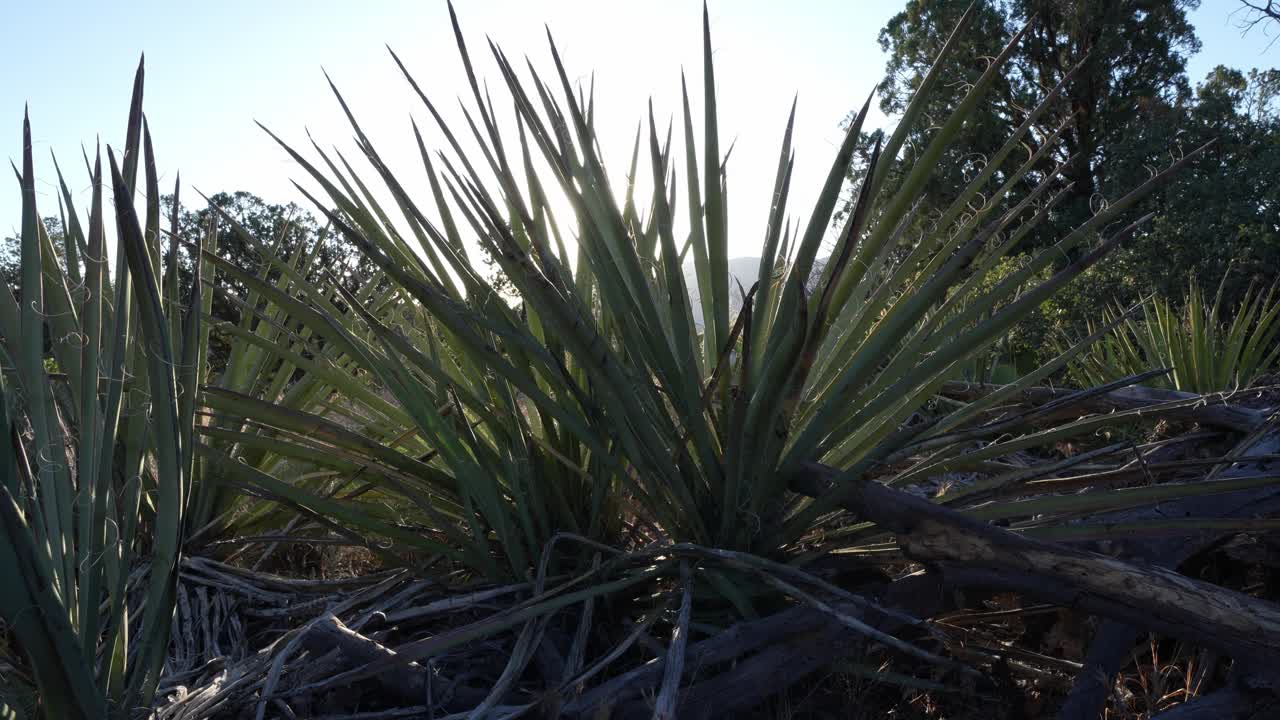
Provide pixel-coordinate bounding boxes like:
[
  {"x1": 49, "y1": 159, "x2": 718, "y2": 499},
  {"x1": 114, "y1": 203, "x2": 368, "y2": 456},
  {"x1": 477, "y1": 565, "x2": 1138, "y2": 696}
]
[
  {"x1": 1058, "y1": 415, "x2": 1280, "y2": 719},
  {"x1": 939, "y1": 381, "x2": 1270, "y2": 433},
  {"x1": 298, "y1": 613, "x2": 430, "y2": 705},
  {"x1": 617, "y1": 622, "x2": 862, "y2": 720},
  {"x1": 562, "y1": 605, "x2": 831, "y2": 717},
  {"x1": 789, "y1": 462, "x2": 1280, "y2": 677}
]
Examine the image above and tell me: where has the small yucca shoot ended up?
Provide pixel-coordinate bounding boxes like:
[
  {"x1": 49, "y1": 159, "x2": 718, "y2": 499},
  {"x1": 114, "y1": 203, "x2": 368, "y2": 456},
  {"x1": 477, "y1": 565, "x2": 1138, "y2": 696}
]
[{"x1": 1066, "y1": 279, "x2": 1280, "y2": 393}]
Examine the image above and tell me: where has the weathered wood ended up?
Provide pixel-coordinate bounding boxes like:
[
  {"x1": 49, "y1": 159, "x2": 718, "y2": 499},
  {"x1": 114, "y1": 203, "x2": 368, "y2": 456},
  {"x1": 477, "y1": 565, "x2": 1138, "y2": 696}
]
[
  {"x1": 619, "y1": 624, "x2": 862, "y2": 720},
  {"x1": 563, "y1": 605, "x2": 831, "y2": 717},
  {"x1": 1058, "y1": 420, "x2": 1280, "y2": 719},
  {"x1": 298, "y1": 613, "x2": 428, "y2": 705},
  {"x1": 652, "y1": 563, "x2": 693, "y2": 720},
  {"x1": 939, "y1": 381, "x2": 1270, "y2": 433},
  {"x1": 790, "y1": 463, "x2": 1280, "y2": 676}
]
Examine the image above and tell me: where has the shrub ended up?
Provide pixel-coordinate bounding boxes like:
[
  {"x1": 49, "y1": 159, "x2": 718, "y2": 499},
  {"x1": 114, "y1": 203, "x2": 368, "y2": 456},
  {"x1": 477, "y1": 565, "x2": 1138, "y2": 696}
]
[
  {"x1": 203, "y1": 4, "x2": 1202, "y2": 579},
  {"x1": 2, "y1": 6, "x2": 1231, "y2": 716},
  {"x1": 0, "y1": 71, "x2": 198, "y2": 717},
  {"x1": 1064, "y1": 279, "x2": 1280, "y2": 392}
]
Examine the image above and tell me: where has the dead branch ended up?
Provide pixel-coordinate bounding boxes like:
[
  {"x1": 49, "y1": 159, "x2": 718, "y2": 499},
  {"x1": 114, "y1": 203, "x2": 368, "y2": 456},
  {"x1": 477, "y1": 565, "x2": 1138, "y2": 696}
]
[
  {"x1": 1148, "y1": 682, "x2": 1280, "y2": 719},
  {"x1": 298, "y1": 614, "x2": 430, "y2": 705},
  {"x1": 618, "y1": 623, "x2": 865, "y2": 720},
  {"x1": 939, "y1": 381, "x2": 1271, "y2": 433},
  {"x1": 564, "y1": 607, "x2": 823, "y2": 716},
  {"x1": 563, "y1": 605, "x2": 843, "y2": 717},
  {"x1": 1236, "y1": 1, "x2": 1280, "y2": 40},
  {"x1": 1058, "y1": 417, "x2": 1280, "y2": 718},
  {"x1": 789, "y1": 463, "x2": 1280, "y2": 677}
]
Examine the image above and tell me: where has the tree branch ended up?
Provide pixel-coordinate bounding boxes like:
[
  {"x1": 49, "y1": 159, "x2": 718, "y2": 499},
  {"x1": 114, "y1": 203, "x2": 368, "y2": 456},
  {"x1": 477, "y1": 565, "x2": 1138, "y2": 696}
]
[{"x1": 789, "y1": 463, "x2": 1280, "y2": 678}]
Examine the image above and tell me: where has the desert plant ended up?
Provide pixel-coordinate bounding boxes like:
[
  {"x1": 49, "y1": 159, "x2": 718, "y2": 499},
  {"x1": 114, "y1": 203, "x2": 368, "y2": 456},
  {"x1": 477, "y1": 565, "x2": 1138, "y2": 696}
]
[
  {"x1": 6, "y1": 5, "x2": 1272, "y2": 715},
  {"x1": 0, "y1": 67, "x2": 200, "y2": 717},
  {"x1": 0, "y1": 56, "x2": 466, "y2": 715},
  {"x1": 199, "y1": 2, "x2": 1217, "y2": 592},
  {"x1": 181, "y1": 0, "x2": 1280, "y2": 699},
  {"x1": 1065, "y1": 278, "x2": 1280, "y2": 392}
]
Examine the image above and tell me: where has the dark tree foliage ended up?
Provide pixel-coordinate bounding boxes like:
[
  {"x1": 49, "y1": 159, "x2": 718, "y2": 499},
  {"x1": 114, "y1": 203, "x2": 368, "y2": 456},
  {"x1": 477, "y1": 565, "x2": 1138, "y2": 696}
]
[
  {"x1": 1, "y1": 217, "x2": 63, "y2": 290},
  {"x1": 843, "y1": 0, "x2": 1280, "y2": 364},
  {"x1": 173, "y1": 191, "x2": 373, "y2": 296},
  {"x1": 849, "y1": 0, "x2": 1199, "y2": 237},
  {"x1": 857, "y1": 0, "x2": 1025, "y2": 224},
  {"x1": 1083, "y1": 66, "x2": 1280, "y2": 307},
  {"x1": 170, "y1": 191, "x2": 379, "y2": 372},
  {"x1": 4, "y1": 192, "x2": 377, "y2": 373}
]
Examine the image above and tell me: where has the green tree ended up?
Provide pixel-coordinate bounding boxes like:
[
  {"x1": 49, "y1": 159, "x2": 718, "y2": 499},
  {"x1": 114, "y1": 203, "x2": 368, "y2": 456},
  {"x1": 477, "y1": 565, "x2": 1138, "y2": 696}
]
[
  {"x1": 2, "y1": 217, "x2": 64, "y2": 290},
  {"x1": 1084, "y1": 66, "x2": 1280, "y2": 310},
  {"x1": 843, "y1": 0, "x2": 1280, "y2": 367},
  {"x1": 172, "y1": 191, "x2": 359, "y2": 297},
  {"x1": 850, "y1": 0, "x2": 1028, "y2": 228},
  {"x1": 169, "y1": 191, "x2": 380, "y2": 372},
  {"x1": 850, "y1": 0, "x2": 1200, "y2": 247}
]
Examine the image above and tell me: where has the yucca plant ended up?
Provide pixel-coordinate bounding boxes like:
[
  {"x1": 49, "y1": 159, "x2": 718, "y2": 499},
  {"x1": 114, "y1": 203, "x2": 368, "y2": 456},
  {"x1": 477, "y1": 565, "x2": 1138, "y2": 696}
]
[
  {"x1": 1, "y1": 58, "x2": 465, "y2": 715},
  {"x1": 197, "y1": 1, "x2": 1219, "y2": 597},
  {"x1": 185, "y1": 206, "x2": 443, "y2": 551},
  {"x1": 1065, "y1": 278, "x2": 1280, "y2": 393},
  {"x1": 0, "y1": 64, "x2": 204, "y2": 718},
  {"x1": 162, "y1": 6, "x2": 1280, "y2": 713},
  {"x1": 5, "y1": 7, "x2": 1275, "y2": 716}
]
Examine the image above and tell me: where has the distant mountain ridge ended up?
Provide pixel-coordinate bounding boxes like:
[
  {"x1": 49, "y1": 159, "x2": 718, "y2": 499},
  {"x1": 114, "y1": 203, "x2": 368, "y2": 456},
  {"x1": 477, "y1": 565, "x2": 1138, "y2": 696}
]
[{"x1": 683, "y1": 255, "x2": 828, "y2": 327}]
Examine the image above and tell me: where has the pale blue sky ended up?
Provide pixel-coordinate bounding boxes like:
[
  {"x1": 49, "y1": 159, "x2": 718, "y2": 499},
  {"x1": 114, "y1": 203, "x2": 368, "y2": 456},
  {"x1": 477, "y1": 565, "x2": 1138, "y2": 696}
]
[{"x1": 3, "y1": 1, "x2": 1276, "y2": 259}]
